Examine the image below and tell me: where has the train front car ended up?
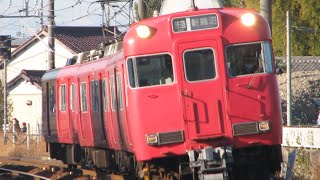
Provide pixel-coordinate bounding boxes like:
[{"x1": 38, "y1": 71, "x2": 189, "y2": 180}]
[{"x1": 123, "y1": 3, "x2": 282, "y2": 180}]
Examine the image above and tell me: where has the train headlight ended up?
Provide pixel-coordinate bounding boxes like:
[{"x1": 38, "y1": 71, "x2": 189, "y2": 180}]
[
  {"x1": 241, "y1": 13, "x2": 255, "y2": 26},
  {"x1": 146, "y1": 134, "x2": 158, "y2": 145},
  {"x1": 259, "y1": 121, "x2": 270, "y2": 132},
  {"x1": 136, "y1": 25, "x2": 152, "y2": 39}
]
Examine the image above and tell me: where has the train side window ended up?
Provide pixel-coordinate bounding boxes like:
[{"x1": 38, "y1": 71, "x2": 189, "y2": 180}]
[
  {"x1": 74, "y1": 84, "x2": 78, "y2": 112},
  {"x1": 80, "y1": 82, "x2": 88, "y2": 112},
  {"x1": 70, "y1": 84, "x2": 74, "y2": 111},
  {"x1": 110, "y1": 76, "x2": 116, "y2": 111},
  {"x1": 49, "y1": 82, "x2": 56, "y2": 113},
  {"x1": 90, "y1": 80, "x2": 100, "y2": 112},
  {"x1": 59, "y1": 84, "x2": 66, "y2": 111},
  {"x1": 183, "y1": 48, "x2": 216, "y2": 82},
  {"x1": 127, "y1": 54, "x2": 174, "y2": 88},
  {"x1": 116, "y1": 73, "x2": 123, "y2": 110},
  {"x1": 102, "y1": 78, "x2": 108, "y2": 112},
  {"x1": 226, "y1": 42, "x2": 273, "y2": 77}
]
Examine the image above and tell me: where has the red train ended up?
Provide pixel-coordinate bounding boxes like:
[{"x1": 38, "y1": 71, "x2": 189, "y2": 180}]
[{"x1": 42, "y1": 2, "x2": 282, "y2": 179}]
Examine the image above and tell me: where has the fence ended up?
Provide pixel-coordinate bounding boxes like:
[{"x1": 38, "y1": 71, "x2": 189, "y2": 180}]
[{"x1": 3, "y1": 123, "x2": 41, "y2": 149}]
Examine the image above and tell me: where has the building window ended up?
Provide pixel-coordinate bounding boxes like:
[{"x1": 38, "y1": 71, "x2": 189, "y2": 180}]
[
  {"x1": 183, "y1": 48, "x2": 216, "y2": 82},
  {"x1": 80, "y1": 82, "x2": 88, "y2": 112}
]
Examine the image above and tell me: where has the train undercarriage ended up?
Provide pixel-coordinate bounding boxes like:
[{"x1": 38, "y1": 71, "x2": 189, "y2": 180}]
[{"x1": 48, "y1": 143, "x2": 282, "y2": 180}]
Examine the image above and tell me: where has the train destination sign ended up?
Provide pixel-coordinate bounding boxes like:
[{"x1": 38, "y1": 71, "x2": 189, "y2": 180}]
[{"x1": 172, "y1": 14, "x2": 218, "y2": 32}]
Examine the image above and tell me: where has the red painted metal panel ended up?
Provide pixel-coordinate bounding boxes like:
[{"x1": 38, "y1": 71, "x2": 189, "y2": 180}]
[{"x1": 178, "y1": 40, "x2": 225, "y2": 145}]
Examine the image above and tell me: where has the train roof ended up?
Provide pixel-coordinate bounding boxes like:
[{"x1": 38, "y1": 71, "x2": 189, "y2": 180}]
[
  {"x1": 41, "y1": 68, "x2": 61, "y2": 82},
  {"x1": 123, "y1": 7, "x2": 270, "y2": 57}
]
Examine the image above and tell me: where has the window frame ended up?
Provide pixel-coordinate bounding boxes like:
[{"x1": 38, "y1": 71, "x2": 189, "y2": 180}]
[
  {"x1": 102, "y1": 78, "x2": 108, "y2": 112},
  {"x1": 225, "y1": 41, "x2": 274, "y2": 77},
  {"x1": 183, "y1": 47, "x2": 217, "y2": 83},
  {"x1": 116, "y1": 73, "x2": 124, "y2": 110},
  {"x1": 80, "y1": 82, "x2": 88, "y2": 112},
  {"x1": 49, "y1": 82, "x2": 56, "y2": 113},
  {"x1": 69, "y1": 84, "x2": 74, "y2": 111},
  {"x1": 59, "y1": 84, "x2": 66, "y2": 112},
  {"x1": 90, "y1": 79, "x2": 100, "y2": 112},
  {"x1": 127, "y1": 53, "x2": 175, "y2": 88},
  {"x1": 110, "y1": 75, "x2": 116, "y2": 112}
]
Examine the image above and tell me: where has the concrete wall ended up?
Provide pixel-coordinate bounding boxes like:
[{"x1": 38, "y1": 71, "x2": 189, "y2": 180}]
[
  {"x1": 8, "y1": 79, "x2": 42, "y2": 134},
  {"x1": 1, "y1": 37, "x2": 75, "y2": 134},
  {"x1": 283, "y1": 126, "x2": 320, "y2": 148},
  {"x1": 6, "y1": 37, "x2": 73, "y2": 82}
]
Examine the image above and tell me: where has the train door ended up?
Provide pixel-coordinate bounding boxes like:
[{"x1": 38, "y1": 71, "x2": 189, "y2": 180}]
[
  {"x1": 43, "y1": 80, "x2": 57, "y2": 140},
  {"x1": 90, "y1": 78, "x2": 107, "y2": 147},
  {"x1": 79, "y1": 79, "x2": 93, "y2": 145},
  {"x1": 179, "y1": 40, "x2": 225, "y2": 140},
  {"x1": 102, "y1": 77, "x2": 113, "y2": 148},
  {"x1": 57, "y1": 81, "x2": 72, "y2": 141},
  {"x1": 69, "y1": 83, "x2": 78, "y2": 142},
  {"x1": 109, "y1": 68, "x2": 128, "y2": 150}
]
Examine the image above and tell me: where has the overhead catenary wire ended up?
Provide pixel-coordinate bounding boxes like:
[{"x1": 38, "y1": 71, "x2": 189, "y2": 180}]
[
  {"x1": 1, "y1": 0, "x2": 13, "y2": 16},
  {"x1": 0, "y1": 0, "x2": 131, "y2": 34}
]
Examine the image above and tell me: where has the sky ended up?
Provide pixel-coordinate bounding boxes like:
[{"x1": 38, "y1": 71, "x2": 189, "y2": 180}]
[{"x1": 0, "y1": 0, "x2": 133, "y2": 40}]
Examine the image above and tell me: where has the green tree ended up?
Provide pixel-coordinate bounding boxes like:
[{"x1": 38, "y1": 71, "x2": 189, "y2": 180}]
[
  {"x1": 135, "y1": 0, "x2": 161, "y2": 19},
  {"x1": 138, "y1": 0, "x2": 320, "y2": 56}
]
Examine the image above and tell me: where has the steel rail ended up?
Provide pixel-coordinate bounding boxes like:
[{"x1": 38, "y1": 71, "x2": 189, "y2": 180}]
[{"x1": 0, "y1": 167, "x2": 50, "y2": 180}]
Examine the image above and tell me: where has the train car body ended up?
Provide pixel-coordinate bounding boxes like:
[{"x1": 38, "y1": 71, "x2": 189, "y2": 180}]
[{"x1": 42, "y1": 2, "x2": 282, "y2": 179}]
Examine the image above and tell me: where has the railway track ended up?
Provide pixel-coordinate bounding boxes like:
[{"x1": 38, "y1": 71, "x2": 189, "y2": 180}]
[
  {"x1": 0, "y1": 156, "x2": 135, "y2": 179},
  {"x1": 0, "y1": 167, "x2": 50, "y2": 180},
  {"x1": 0, "y1": 156, "x2": 96, "y2": 179}
]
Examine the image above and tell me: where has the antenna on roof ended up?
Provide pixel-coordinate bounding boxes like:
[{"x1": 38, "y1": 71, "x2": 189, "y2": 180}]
[{"x1": 189, "y1": 0, "x2": 198, "y2": 10}]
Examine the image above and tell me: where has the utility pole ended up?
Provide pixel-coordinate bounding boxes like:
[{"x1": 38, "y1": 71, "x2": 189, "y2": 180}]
[
  {"x1": 40, "y1": 0, "x2": 44, "y2": 29},
  {"x1": 24, "y1": 0, "x2": 29, "y2": 16},
  {"x1": 286, "y1": 11, "x2": 292, "y2": 126},
  {"x1": 137, "y1": 0, "x2": 146, "y2": 20},
  {"x1": 0, "y1": 35, "x2": 11, "y2": 144},
  {"x1": 3, "y1": 53, "x2": 7, "y2": 144},
  {"x1": 48, "y1": 0, "x2": 55, "y2": 70},
  {"x1": 260, "y1": 0, "x2": 272, "y2": 34}
]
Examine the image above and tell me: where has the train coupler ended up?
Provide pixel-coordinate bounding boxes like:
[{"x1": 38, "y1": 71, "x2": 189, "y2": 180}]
[{"x1": 187, "y1": 146, "x2": 233, "y2": 180}]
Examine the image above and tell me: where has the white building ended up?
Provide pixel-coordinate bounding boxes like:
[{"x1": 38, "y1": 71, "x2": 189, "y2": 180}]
[{"x1": 1, "y1": 26, "x2": 111, "y2": 133}]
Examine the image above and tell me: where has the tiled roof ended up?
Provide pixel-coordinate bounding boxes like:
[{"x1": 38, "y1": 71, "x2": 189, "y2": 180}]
[
  {"x1": 8, "y1": 69, "x2": 47, "y2": 89},
  {"x1": 11, "y1": 26, "x2": 122, "y2": 57},
  {"x1": 276, "y1": 56, "x2": 320, "y2": 72},
  {"x1": 53, "y1": 26, "x2": 118, "y2": 54}
]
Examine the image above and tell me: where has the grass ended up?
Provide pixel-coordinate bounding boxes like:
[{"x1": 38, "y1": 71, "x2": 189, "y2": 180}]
[
  {"x1": 0, "y1": 130, "x2": 49, "y2": 158},
  {"x1": 282, "y1": 148, "x2": 320, "y2": 180}
]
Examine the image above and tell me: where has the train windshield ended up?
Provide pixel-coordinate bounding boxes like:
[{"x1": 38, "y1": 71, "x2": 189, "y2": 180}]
[
  {"x1": 225, "y1": 42, "x2": 273, "y2": 77},
  {"x1": 127, "y1": 54, "x2": 174, "y2": 88}
]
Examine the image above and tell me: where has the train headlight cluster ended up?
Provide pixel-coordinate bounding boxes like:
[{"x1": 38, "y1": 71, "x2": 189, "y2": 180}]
[
  {"x1": 136, "y1": 25, "x2": 152, "y2": 39},
  {"x1": 241, "y1": 13, "x2": 256, "y2": 26},
  {"x1": 146, "y1": 134, "x2": 158, "y2": 145},
  {"x1": 258, "y1": 121, "x2": 270, "y2": 132}
]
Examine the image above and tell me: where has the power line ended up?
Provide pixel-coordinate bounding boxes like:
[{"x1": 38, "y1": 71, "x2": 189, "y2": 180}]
[
  {"x1": 0, "y1": 20, "x2": 19, "y2": 28},
  {"x1": 1, "y1": 0, "x2": 13, "y2": 16}
]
